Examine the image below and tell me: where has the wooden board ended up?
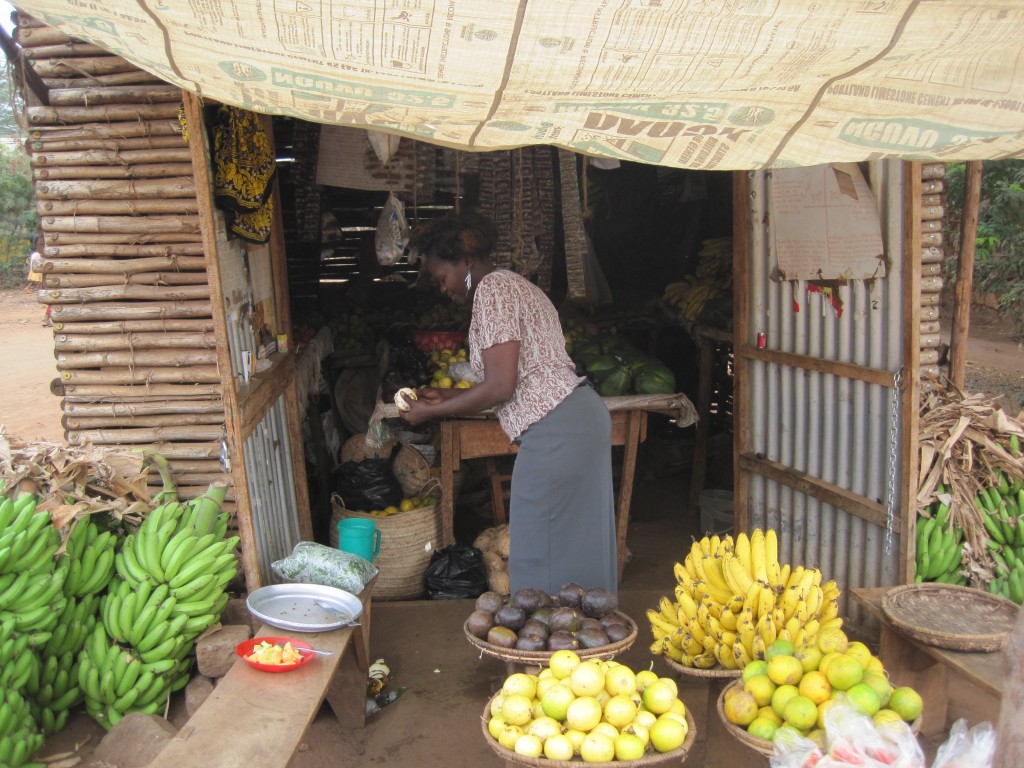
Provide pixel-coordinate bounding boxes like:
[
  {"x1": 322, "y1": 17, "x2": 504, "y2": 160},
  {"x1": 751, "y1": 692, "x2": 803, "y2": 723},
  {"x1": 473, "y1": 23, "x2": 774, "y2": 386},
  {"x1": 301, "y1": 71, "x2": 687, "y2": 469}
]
[{"x1": 147, "y1": 587, "x2": 372, "y2": 768}]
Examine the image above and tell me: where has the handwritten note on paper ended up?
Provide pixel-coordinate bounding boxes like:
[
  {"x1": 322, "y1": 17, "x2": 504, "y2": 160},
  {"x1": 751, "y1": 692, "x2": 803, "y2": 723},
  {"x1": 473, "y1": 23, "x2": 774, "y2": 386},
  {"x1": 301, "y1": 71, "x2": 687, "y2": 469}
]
[{"x1": 771, "y1": 164, "x2": 885, "y2": 281}]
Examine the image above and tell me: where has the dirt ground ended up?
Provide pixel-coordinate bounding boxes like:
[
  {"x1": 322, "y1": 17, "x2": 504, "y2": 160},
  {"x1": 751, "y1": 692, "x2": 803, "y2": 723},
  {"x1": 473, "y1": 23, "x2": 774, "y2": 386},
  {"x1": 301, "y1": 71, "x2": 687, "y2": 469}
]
[{"x1": 0, "y1": 287, "x2": 63, "y2": 445}]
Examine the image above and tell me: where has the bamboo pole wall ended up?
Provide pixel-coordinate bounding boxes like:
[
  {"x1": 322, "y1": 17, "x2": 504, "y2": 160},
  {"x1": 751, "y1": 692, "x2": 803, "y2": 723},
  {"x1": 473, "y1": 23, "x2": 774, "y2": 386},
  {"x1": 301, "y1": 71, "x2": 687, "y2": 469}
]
[
  {"x1": 17, "y1": 13, "x2": 234, "y2": 511},
  {"x1": 918, "y1": 163, "x2": 946, "y2": 386}
]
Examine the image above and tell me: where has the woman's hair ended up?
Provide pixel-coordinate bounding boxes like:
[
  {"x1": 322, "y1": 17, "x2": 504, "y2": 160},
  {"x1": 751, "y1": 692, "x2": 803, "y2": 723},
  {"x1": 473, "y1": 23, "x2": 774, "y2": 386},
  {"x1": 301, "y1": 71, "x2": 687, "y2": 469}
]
[{"x1": 408, "y1": 210, "x2": 496, "y2": 264}]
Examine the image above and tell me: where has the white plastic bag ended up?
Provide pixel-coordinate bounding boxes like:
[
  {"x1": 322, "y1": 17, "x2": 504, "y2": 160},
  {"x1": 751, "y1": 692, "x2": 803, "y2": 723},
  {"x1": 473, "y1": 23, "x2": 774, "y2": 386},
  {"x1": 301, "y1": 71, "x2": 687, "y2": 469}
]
[
  {"x1": 931, "y1": 719, "x2": 996, "y2": 768},
  {"x1": 375, "y1": 192, "x2": 409, "y2": 266},
  {"x1": 367, "y1": 129, "x2": 401, "y2": 165}
]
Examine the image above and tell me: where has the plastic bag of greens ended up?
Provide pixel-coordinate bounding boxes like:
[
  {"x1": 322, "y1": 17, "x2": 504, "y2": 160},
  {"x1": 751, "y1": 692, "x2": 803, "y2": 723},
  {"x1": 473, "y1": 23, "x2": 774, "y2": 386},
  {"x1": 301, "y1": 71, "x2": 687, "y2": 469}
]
[{"x1": 271, "y1": 541, "x2": 378, "y2": 594}]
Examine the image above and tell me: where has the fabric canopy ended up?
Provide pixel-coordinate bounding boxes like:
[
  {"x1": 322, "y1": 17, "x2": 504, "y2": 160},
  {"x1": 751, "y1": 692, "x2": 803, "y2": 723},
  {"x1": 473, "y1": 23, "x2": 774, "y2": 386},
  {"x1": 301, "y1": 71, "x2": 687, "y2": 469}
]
[{"x1": 14, "y1": 0, "x2": 1024, "y2": 169}]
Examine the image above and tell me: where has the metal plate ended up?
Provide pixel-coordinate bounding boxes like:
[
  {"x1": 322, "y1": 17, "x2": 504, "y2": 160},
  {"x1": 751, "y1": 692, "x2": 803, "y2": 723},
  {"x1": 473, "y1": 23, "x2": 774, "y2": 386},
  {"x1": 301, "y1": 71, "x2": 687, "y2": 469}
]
[{"x1": 246, "y1": 583, "x2": 363, "y2": 633}]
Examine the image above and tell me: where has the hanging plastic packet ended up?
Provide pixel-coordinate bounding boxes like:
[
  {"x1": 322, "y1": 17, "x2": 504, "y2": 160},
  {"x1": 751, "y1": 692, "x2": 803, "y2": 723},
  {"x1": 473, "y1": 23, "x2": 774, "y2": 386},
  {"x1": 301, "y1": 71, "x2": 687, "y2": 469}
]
[
  {"x1": 367, "y1": 129, "x2": 401, "y2": 165},
  {"x1": 375, "y1": 192, "x2": 409, "y2": 266}
]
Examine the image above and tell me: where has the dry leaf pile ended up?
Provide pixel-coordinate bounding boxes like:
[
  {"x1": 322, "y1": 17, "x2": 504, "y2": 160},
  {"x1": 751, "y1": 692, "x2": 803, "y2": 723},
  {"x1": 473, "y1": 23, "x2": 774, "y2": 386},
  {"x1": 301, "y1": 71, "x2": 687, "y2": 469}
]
[
  {"x1": 916, "y1": 383, "x2": 1024, "y2": 556},
  {"x1": 0, "y1": 430, "x2": 155, "y2": 533}
]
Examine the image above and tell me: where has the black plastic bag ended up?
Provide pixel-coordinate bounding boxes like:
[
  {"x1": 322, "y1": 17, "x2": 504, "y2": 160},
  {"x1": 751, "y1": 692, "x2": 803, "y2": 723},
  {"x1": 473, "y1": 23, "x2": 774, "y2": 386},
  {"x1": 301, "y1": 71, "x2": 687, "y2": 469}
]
[
  {"x1": 335, "y1": 458, "x2": 404, "y2": 512},
  {"x1": 424, "y1": 545, "x2": 488, "y2": 600}
]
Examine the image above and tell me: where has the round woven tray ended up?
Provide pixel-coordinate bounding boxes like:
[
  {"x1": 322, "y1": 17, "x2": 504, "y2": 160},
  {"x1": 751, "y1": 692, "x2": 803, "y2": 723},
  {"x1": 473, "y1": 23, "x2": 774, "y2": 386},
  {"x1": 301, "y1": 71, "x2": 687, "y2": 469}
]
[
  {"x1": 482, "y1": 692, "x2": 696, "y2": 767},
  {"x1": 464, "y1": 612, "x2": 638, "y2": 665},
  {"x1": 880, "y1": 583, "x2": 1019, "y2": 652},
  {"x1": 662, "y1": 656, "x2": 741, "y2": 680},
  {"x1": 715, "y1": 679, "x2": 923, "y2": 756}
]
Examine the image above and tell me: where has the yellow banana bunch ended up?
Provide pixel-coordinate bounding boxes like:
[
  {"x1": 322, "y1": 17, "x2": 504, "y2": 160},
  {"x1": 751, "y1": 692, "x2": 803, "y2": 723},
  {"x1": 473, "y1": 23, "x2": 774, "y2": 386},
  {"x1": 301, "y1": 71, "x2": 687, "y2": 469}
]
[{"x1": 650, "y1": 529, "x2": 845, "y2": 672}]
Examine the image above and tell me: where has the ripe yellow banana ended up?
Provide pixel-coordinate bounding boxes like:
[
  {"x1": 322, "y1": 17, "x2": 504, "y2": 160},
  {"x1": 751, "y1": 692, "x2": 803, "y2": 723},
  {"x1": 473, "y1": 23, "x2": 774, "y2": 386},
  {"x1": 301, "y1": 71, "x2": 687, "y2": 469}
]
[
  {"x1": 715, "y1": 642, "x2": 738, "y2": 669},
  {"x1": 733, "y1": 639, "x2": 753, "y2": 667},
  {"x1": 786, "y1": 565, "x2": 806, "y2": 590},
  {"x1": 660, "y1": 596, "x2": 679, "y2": 624},
  {"x1": 718, "y1": 608, "x2": 738, "y2": 632},
  {"x1": 778, "y1": 586, "x2": 801, "y2": 622},
  {"x1": 744, "y1": 581, "x2": 764, "y2": 618},
  {"x1": 702, "y1": 556, "x2": 734, "y2": 597},
  {"x1": 757, "y1": 583, "x2": 776, "y2": 619},
  {"x1": 778, "y1": 562, "x2": 791, "y2": 588},
  {"x1": 688, "y1": 616, "x2": 707, "y2": 645},
  {"x1": 723, "y1": 553, "x2": 754, "y2": 594},
  {"x1": 734, "y1": 532, "x2": 752, "y2": 576},
  {"x1": 676, "y1": 591, "x2": 698, "y2": 623},
  {"x1": 751, "y1": 529, "x2": 769, "y2": 582},
  {"x1": 765, "y1": 528, "x2": 781, "y2": 587},
  {"x1": 805, "y1": 585, "x2": 823, "y2": 617}
]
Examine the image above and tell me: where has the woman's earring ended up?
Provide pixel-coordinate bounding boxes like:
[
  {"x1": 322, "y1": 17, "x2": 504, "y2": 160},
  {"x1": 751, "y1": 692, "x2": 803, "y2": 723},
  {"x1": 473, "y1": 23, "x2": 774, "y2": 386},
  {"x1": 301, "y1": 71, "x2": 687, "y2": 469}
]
[{"x1": 464, "y1": 271, "x2": 473, "y2": 291}]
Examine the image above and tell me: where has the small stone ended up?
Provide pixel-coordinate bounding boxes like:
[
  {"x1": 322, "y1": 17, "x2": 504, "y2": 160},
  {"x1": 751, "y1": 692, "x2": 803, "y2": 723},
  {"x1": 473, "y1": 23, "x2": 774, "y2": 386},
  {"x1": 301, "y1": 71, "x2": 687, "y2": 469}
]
[
  {"x1": 196, "y1": 624, "x2": 251, "y2": 678},
  {"x1": 184, "y1": 674, "x2": 216, "y2": 717},
  {"x1": 94, "y1": 712, "x2": 177, "y2": 768}
]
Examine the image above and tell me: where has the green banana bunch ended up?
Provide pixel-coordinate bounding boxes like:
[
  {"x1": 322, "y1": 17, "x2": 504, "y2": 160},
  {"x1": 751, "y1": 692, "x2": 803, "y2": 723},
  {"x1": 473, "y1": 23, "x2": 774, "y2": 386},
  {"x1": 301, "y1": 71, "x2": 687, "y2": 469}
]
[
  {"x1": 61, "y1": 517, "x2": 118, "y2": 598},
  {"x1": 0, "y1": 495, "x2": 59, "y2": 576},
  {"x1": 0, "y1": 617, "x2": 34, "y2": 692},
  {"x1": 42, "y1": 593, "x2": 98, "y2": 659},
  {"x1": 24, "y1": 648, "x2": 82, "y2": 735},
  {"x1": 975, "y1": 466, "x2": 1024, "y2": 604},
  {"x1": 914, "y1": 489, "x2": 965, "y2": 585},
  {"x1": 0, "y1": 687, "x2": 44, "y2": 768},
  {"x1": 78, "y1": 623, "x2": 183, "y2": 731}
]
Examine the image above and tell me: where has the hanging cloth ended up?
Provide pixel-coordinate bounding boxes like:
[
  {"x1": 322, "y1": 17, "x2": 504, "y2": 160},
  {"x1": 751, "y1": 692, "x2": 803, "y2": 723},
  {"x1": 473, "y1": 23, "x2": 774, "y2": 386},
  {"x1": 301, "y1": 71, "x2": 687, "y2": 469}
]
[{"x1": 212, "y1": 105, "x2": 277, "y2": 243}]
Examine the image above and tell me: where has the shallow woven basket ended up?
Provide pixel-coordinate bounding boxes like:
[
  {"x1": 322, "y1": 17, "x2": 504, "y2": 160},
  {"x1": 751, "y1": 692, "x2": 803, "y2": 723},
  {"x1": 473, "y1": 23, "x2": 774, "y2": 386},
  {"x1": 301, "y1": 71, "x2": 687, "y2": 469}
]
[
  {"x1": 662, "y1": 656, "x2": 741, "y2": 680},
  {"x1": 339, "y1": 433, "x2": 395, "y2": 464},
  {"x1": 482, "y1": 691, "x2": 696, "y2": 767},
  {"x1": 880, "y1": 583, "x2": 1019, "y2": 652},
  {"x1": 331, "y1": 492, "x2": 441, "y2": 601},
  {"x1": 393, "y1": 443, "x2": 432, "y2": 497},
  {"x1": 715, "y1": 679, "x2": 922, "y2": 756},
  {"x1": 464, "y1": 611, "x2": 638, "y2": 665}
]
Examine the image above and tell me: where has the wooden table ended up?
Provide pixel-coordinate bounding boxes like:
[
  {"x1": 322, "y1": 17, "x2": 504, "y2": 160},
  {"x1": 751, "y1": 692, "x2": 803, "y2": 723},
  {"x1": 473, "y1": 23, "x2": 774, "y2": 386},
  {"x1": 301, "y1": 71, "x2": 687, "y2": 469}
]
[
  {"x1": 438, "y1": 394, "x2": 697, "y2": 584},
  {"x1": 148, "y1": 587, "x2": 373, "y2": 768},
  {"x1": 851, "y1": 586, "x2": 1004, "y2": 736}
]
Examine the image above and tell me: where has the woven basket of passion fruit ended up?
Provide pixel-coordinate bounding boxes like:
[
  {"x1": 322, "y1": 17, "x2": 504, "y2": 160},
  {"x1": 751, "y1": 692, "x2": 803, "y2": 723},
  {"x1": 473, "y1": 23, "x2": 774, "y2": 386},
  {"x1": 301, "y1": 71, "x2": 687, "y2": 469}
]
[
  {"x1": 481, "y1": 659, "x2": 697, "y2": 767},
  {"x1": 330, "y1": 484, "x2": 441, "y2": 600},
  {"x1": 465, "y1": 585, "x2": 638, "y2": 666}
]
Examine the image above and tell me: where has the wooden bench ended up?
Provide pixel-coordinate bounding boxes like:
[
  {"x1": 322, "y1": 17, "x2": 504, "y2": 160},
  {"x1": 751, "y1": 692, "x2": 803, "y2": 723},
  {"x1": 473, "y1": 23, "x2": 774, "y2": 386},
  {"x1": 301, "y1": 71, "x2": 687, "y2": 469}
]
[
  {"x1": 851, "y1": 587, "x2": 1003, "y2": 736},
  {"x1": 148, "y1": 587, "x2": 373, "y2": 768}
]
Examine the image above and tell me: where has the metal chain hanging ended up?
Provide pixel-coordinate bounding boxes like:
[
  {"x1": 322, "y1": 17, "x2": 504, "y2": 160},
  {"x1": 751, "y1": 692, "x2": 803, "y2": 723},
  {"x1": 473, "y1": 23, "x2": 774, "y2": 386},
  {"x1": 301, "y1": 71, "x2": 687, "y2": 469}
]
[{"x1": 884, "y1": 366, "x2": 904, "y2": 555}]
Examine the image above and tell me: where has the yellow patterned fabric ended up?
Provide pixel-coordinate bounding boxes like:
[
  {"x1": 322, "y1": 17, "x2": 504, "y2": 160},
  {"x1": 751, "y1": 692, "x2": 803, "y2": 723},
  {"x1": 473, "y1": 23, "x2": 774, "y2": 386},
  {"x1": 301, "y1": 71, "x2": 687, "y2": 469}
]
[
  {"x1": 212, "y1": 105, "x2": 275, "y2": 211},
  {"x1": 212, "y1": 105, "x2": 276, "y2": 242},
  {"x1": 229, "y1": 196, "x2": 274, "y2": 244}
]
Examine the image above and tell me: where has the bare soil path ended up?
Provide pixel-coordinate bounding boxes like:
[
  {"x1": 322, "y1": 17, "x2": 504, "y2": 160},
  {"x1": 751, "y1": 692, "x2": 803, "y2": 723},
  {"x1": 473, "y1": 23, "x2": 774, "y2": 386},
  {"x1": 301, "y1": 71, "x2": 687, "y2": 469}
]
[{"x1": 0, "y1": 287, "x2": 63, "y2": 445}]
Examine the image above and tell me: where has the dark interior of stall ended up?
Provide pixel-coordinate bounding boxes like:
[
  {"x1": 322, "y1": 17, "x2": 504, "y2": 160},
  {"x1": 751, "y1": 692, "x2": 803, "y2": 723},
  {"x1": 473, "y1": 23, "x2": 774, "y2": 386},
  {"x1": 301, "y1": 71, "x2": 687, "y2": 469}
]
[{"x1": 268, "y1": 117, "x2": 736, "y2": 575}]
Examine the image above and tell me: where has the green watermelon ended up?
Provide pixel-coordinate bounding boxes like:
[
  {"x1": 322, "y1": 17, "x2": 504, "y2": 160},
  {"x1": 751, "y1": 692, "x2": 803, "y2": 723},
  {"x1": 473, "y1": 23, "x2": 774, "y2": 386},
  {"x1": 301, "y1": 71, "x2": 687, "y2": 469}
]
[
  {"x1": 597, "y1": 365, "x2": 631, "y2": 397},
  {"x1": 585, "y1": 355, "x2": 621, "y2": 378},
  {"x1": 633, "y1": 364, "x2": 676, "y2": 394}
]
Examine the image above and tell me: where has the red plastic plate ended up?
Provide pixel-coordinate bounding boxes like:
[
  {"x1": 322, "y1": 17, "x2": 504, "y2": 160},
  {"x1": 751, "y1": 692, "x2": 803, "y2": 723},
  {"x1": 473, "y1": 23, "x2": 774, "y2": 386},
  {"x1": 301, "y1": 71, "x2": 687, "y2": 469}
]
[{"x1": 235, "y1": 636, "x2": 316, "y2": 673}]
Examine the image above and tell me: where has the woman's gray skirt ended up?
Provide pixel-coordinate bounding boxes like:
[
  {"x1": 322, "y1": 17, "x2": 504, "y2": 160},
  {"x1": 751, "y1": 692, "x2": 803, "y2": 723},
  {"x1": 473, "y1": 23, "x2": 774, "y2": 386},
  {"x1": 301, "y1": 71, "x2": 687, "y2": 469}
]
[{"x1": 508, "y1": 385, "x2": 618, "y2": 595}]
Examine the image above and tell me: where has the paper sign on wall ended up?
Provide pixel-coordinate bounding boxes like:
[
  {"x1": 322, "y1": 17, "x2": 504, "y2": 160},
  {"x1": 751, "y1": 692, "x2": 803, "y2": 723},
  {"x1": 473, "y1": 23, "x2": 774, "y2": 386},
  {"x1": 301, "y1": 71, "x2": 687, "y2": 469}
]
[{"x1": 771, "y1": 164, "x2": 885, "y2": 282}]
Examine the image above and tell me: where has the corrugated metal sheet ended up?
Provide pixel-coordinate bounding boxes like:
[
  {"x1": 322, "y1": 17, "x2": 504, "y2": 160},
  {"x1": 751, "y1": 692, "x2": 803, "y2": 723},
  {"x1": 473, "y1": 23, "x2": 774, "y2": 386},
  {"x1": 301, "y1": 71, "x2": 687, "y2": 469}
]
[
  {"x1": 744, "y1": 162, "x2": 907, "y2": 626},
  {"x1": 243, "y1": 396, "x2": 302, "y2": 585}
]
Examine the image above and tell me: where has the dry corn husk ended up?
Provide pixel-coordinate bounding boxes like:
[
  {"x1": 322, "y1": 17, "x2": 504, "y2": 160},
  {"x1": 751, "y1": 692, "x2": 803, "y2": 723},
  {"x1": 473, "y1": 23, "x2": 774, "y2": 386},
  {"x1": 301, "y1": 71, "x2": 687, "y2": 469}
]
[
  {"x1": 916, "y1": 377, "x2": 1024, "y2": 552},
  {"x1": 0, "y1": 431, "x2": 154, "y2": 529}
]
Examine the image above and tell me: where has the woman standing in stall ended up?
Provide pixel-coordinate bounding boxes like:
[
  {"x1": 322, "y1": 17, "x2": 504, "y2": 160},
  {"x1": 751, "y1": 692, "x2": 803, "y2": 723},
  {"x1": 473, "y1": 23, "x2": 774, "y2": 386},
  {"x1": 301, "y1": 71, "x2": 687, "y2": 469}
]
[{"x1": 399, "y1": 211, "x2": 617, "y2": 595}]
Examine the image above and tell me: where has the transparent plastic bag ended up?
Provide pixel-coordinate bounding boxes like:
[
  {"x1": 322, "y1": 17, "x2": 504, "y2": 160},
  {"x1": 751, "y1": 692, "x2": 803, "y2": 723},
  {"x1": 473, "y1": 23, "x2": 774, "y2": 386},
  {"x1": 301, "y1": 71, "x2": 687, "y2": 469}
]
[
  {"x1": 771, "y1": 697, "x2": 925, "y2": 768},
  {"x1": 375, "y1": 192, "x2": 408, "y2": 266},
  {"x1": 271, "y1": 541, "x2": 378, "y2": 594},
  {"x1": 930, "y1": 719, "x2": 996, "y2": 768}
]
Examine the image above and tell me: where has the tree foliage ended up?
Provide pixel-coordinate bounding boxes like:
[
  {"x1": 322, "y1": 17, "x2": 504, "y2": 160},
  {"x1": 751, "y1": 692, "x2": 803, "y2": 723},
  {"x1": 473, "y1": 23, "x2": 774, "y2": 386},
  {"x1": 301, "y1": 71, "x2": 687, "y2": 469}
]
[{"x1": 945, "y1": 160, "x2": 1024, "y2": 328}]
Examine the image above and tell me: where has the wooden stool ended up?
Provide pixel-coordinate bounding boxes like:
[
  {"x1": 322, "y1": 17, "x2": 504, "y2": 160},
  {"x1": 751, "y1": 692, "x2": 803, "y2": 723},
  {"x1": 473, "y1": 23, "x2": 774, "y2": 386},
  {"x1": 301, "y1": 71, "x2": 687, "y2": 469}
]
[{"x1": 485, "y1": 457, "x2": 512, "y2": 526}]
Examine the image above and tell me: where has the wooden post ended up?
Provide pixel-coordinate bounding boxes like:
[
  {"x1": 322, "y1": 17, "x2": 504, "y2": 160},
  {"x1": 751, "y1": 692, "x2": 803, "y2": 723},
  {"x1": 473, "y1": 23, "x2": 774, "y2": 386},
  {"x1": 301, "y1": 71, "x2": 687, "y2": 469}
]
[
  {"x1": 731, "y1": 170, "x2": 749, "y2": 534},
  {"x1": 995, "y1": 605, "x2": 1024, "y2": 767},
  {"x1": 900, "y1": 162, "x2": 923, "y2": 585},
  {"x1": 949, "y1": 160, "x2": 983, "y2": 390}
]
